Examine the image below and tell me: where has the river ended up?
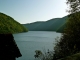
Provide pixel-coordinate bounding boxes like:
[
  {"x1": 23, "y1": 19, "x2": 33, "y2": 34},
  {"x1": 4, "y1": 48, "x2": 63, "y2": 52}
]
[{"x1": 13, "y1": 31, "x2": 61, "y2": 60}]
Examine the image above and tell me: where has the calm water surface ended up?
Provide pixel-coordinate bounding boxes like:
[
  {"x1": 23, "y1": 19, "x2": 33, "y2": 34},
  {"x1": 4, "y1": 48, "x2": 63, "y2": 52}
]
[{"x1": 13, "y1": 31, "x2": 61, "y2": 60}]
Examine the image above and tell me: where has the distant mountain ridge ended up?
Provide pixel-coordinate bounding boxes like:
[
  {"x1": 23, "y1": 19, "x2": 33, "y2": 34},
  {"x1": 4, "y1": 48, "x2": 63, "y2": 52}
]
[{"x1": 23, "y1": 16, "x2": 68, "y2": 33}]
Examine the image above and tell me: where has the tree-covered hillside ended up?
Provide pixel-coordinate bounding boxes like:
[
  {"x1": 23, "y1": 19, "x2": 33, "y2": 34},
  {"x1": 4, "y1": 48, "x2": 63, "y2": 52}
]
[
  {"x1": 0, "y1": 12, "x2": 28, "y2": 34},
  {"x1": 23, "y1": 21, "x2": 44, "y2": 30},
  {"x1": 23, "y1": 16, "x2": 68, "y2": 32}
]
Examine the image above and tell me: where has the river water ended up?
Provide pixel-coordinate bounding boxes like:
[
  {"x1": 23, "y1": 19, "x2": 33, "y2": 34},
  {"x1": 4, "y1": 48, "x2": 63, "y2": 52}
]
[{"x1": 13, "y1": 31, "x2": 61, "y2": 60}]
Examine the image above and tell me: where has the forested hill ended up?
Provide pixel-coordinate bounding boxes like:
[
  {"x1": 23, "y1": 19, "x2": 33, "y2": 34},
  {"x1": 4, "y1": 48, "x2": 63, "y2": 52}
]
[
  {"x1": 0, "y1": 12, "x2": 28, "y2": 34},
  {"x1": 23, "y1": 16, "x2": 68, "y2": 33}
]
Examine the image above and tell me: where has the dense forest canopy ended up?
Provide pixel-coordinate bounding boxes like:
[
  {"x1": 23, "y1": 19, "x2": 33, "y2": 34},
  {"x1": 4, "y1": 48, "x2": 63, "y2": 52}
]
[{"x1": 0, "y1": 12, "x2": 28, "y2": 34}]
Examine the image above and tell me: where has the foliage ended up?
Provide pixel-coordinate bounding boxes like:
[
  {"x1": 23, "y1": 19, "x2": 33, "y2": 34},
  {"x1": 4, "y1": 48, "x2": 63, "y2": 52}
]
[
  {"x1": 34, "y1": 50, "x2": 53, "y2": 60},
  {"x1": 59, "y1": 53, "x2": 80, "y2": 60},
  {"x1": 0, "y1": 12, "x2": 28, "y2": 34},
  {"x1": 53, "y1": 0, "x2": 80, "y2": 60}
]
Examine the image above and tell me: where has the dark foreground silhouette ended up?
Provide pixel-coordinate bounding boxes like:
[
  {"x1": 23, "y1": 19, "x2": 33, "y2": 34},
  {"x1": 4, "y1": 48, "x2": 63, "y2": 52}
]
[{"x1": 0, "y1": 34, "x2": 22, "y2": 60}]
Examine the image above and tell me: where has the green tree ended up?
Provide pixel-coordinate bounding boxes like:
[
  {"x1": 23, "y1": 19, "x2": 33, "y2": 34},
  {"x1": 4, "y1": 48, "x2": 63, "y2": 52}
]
[
  {"x1": 53, "y1": 0, "x2": 80, "y2": 59},
  {"x1": 0, "y1": 12, "x2": 28, "y2": 34}
]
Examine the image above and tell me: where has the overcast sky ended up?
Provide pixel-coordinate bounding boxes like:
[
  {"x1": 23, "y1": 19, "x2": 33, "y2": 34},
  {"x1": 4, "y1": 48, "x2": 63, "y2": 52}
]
[{"x1": 0, "y1": 0, "x2": 68, "y2": 24}]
